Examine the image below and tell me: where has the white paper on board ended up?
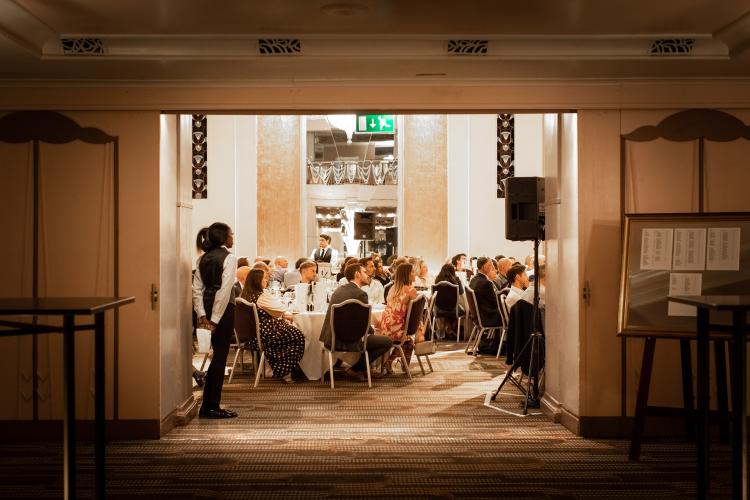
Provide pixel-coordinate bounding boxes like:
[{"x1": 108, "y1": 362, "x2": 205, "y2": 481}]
[
  {"x1": 706, "y1": 227, "x2": 741, "y2": 271},
  {"x1": 640, "y1": 228, "x2": 674, "y2": 270},
  {"x1": 667, "y1": 272, "x2": 702, "y2": 317},
  {"x1": 673, "y1": 228, "x2": 707, "y2": 271}
]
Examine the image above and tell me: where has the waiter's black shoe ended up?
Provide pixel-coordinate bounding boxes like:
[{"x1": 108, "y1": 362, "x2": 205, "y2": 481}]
[
  {"x1": 525, "y1": 397, "x2": 541, "y2": 409},
  {"x1": 199, "y1": 407, "x2": 238, "y2": 419}
]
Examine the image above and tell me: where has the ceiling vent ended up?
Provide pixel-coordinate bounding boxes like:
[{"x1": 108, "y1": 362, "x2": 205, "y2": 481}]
[
  {"x1": 61, "y1": 38, "x2": 105, "y2": 55},
  {"x1": 258, "y1": 39, "x2": 301, "y2": 55},
  {"x1": 447, "y1": 40, "x2": 488, "y2": 55},
  {"x1": 649, "y1": 38, "x2": 696, "y2": 55}
]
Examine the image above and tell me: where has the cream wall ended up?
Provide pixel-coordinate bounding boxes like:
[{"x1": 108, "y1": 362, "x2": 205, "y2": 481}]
[
  {"x1": 447, "y1": 114, "x2": 541, "y2": 261},
  {"x1": 0, "y1": 111, "x2": 162, "y2": 428},
  {"x1": 577, "y1": 109, "x2": 750, "y2": 435},
  {"x1": 191, "y1": 115, "x2": 258, "y2": 261},
  {"x1": 542, "y1": 113, "x2": 582, "y2": 422}
]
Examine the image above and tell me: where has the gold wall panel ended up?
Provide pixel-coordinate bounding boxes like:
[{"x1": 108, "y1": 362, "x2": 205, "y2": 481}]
[
  {"x1": 257, "y1": 116, "x2": 302, "y2": 259},
  {"x1": 402, "y1": 115, "x2": 448, "y2": 269}
]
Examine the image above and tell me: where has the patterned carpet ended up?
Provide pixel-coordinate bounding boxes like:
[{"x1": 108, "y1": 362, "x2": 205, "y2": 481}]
[{"x1": 0, "y1": 342, "x2": 735, "y2": 498}]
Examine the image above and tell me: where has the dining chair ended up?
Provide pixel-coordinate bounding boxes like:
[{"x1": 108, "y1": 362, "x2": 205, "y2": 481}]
[{"x1": 322, "y1": 299, "x2": 372, "y2": 388}]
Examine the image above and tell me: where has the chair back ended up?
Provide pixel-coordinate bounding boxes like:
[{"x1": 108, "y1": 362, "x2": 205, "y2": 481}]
[
  {"x1": 383, "y1": 282, "x2": 393, "y2": 303},
  {"x1": 464, "y1": 287, "x2": 485, "y2": 329},
  {"x1": 235, "y1": 297, "x2": 262, "y2": 350},
  {"x1": 330, "y1": 299, "x2": 371, "y2": 351},
  {"x1": 404, "y1": 294, "x2": 427, "y2": 337},
  {"x1": 432, "y1": 281, "x2": 459, "y2": 313},
  {"x1": 496, "y1": 289, "x2": 510, "y2": 327}
]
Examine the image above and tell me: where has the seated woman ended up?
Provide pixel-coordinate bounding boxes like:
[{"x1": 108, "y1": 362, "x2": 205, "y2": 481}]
[
  {"x1": 434, "y1": 263, "x2": 465, "y2": 295},
  {"x1": 413, "y1": 258, "x2": 433, "y2": 289},
  {"x1": 379, "y1": 262, "x2": 423, "y2": 372},
  {"x1": 239, "y1": 269, "x2": 305, "y2": 383},
  {"x1": 432, "y1": 263, "x2": 466, "y2": 339}
]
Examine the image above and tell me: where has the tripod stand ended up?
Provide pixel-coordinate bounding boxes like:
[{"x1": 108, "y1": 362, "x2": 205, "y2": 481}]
[{"x1": 490, "y1": 236, "x2": 544, "y2": 416}]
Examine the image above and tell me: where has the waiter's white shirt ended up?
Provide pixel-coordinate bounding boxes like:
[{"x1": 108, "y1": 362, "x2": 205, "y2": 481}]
[
  {"x1": 192, "y1": 249, "x2": 237, "y2": 325},
  {"x1": 310, "y1": 246, "x2": 339, "y2": 264}
]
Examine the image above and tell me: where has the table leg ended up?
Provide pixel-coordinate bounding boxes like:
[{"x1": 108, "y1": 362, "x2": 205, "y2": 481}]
[
  {"x1": 714, "y1": 340, "x2": 730, "y2": 442},
  {"x1": 629, "y1": 337, "x2": 656, "y2": 461},
  {"x1": 731, "y1": 310, "x2": 747, "y2": 500},
  {"x1": 696, "y1": 307, "x2": 710, "y2": 499},
  {"x1": 94, "y1": 312, "x2": 106, "y2": 498},
  {"x1": 62, "y1": 314, "x2": 76, "y2": 500},
  {"x1": 679, "y1": 339, "x2": 695, "y2": 440}
]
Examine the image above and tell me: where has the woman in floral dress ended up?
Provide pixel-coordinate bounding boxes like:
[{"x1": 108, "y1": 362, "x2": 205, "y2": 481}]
[
  {"x1": 239, "y1": 269, "x2": 305, "y2": 383},
  {"x1": 380, "y1": 262, "x2": 420, "y2": 372}
]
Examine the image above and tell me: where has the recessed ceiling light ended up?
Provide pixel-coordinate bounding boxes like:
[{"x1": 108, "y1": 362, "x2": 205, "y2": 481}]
[{"x1": 321, "y1": 3, "x2": 369, "y2": 16}]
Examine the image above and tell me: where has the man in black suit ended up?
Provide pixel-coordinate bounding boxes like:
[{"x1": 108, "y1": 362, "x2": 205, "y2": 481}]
[
  {"x1": 320, "y1": 262, "x2": 393, "y2": 380},
  {"x1": 469, "y1": 257, "x2": 502, "y2": 327}
]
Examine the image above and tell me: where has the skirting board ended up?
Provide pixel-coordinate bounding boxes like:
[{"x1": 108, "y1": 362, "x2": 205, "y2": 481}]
[
  {"x1": 160, "y1": 394, "x2": 198, "y2": 436},
  {"x1": 0, "y1": 419, "x2": 160, "y2": 441},
  {"x1": 541, "y1": 394, "x2": 580, "y2": 435}
]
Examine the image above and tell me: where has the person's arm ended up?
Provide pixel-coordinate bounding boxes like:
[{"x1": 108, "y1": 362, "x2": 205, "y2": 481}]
[
  {"x1": 209, "y1": 253, "x2": 237, "y2": 325},
  {"x1": 258, "y1": 291, "x2": 293, "y2": 320},
  {"x1": 192, "y1": 257, "x2": 210, "y2": 328}
]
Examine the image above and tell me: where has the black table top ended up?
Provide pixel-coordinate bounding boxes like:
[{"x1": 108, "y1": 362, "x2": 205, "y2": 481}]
[
  {"x1": 669, "y1": 295, "x2": 750, "y2": 311},
  {"x1": 0, "y1": 297, "x2": 135, "y2": 315}
]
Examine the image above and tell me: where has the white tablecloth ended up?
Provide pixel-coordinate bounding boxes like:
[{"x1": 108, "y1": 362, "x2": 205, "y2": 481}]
[{"x1": 293, "y1": 305, "x2": 386, "y2": 380}]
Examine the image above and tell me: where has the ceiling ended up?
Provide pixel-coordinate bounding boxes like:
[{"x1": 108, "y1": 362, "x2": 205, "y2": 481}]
[{"x1": 0, "y1": 0, "x2": 749, "y2": 83}]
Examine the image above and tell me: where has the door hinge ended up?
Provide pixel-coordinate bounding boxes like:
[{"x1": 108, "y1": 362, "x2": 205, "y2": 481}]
[
  {"x1": 582, "y1": 281, "x2": 591, "y2": 306},
  {"x1": 150, "y1": 284, "x2": 159, "y2": 310}
]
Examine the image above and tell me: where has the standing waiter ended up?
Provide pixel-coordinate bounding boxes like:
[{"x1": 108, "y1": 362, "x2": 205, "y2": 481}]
[
  {"x1": 310, "y1": 233, "x2": 339, "y2": 263},
  {"x1": 192, "y1": 222, "x2": 238, "y2": 419}
]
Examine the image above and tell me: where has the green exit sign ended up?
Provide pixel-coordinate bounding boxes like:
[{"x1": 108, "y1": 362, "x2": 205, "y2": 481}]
[{"x1": 356, "y1": 114, "x2": 395, "y2": 133}]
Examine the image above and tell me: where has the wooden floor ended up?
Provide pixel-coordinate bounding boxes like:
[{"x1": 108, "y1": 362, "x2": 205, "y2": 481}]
[{"x1": 0, "y1": 342, "x2": 735, "y2": 498}]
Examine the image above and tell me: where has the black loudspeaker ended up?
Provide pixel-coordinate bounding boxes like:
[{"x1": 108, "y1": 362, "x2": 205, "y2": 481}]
[
  {"x1": 353, "y1": 211, "x2": 375, "y2": 240},
  {"x1": 505, "y1": 177, "x2": 545, "y2": 241}
]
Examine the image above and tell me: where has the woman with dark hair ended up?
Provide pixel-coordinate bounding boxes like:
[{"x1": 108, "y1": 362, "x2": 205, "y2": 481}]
[
  {"x1": 336, "y1": 256, "x2": 357, "y2": 283},
  {"x1": 239, "y1": 269, "x2": 305, "y2": 383},
  {"x1": 380, "y1": 263, "x2": 422, "y2": 372},
  {"x1": 434, "y1": 263, "x2": 465, "y2": 295},
  {"x1": 192, "y1": 223, "x2": 237, "y2": 419}
]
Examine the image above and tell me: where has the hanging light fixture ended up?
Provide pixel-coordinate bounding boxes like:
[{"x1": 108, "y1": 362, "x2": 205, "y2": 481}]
[{"x1": 326, "y1": 114, "x2": 356, "y2": 143}]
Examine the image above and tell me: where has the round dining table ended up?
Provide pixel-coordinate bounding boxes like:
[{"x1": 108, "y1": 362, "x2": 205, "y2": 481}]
[{"x1": 293, "y1": 304, "x2": 385, "y2": 380}]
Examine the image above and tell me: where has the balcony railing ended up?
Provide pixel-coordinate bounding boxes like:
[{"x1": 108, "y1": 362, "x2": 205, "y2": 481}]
[{"x1": 306, "y1": 159, "x2": 398, "y2": 186}]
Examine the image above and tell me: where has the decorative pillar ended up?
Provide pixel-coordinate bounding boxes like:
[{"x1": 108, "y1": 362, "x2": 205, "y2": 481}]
[
  {"x1": 402, "y1": 115, "x2": 448, "y2": 270},
  {"x1": 257, "y1": 116, "x2": 302, "y2": 259}
]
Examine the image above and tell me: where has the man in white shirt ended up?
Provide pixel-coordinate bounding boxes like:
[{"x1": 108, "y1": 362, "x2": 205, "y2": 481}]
[
  {"x1": 310, "y1": 233, "x2": 339, "y2": 264},
  {"x1": 359, "y1": 257, "x2": 385, "y2": 304},
  {"x1": 505, "y1": 263, "x2": 529, "y2": 310},
  {"x1": 271, "y1": 256, "x2": 288, "y2": 283},
  {"x1": 521, "y1": 264, "x2": 546, "y2": 308}
]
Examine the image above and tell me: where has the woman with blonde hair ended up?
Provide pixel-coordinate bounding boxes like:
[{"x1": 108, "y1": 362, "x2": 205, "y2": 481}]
[{"x1": 379, "y1": 262, "x2": 423, "y2": 372}]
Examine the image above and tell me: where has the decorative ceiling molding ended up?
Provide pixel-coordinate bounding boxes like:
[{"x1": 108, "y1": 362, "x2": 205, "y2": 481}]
[
  {"x1": 33, "y1": 35, "x2": 729, "y2": 60},
  {"x1": 649, "y1": 39, "x2": 695, "y2": 56},
  {"x1": 258, "y1": 39, "x2": 301, "y2": 55},
  {"x1": 61, "y1": 38, "x2": 105, "y2": 55},
  {"x1": 447, "y1": 40, "x2": 488, "y2": 55}
]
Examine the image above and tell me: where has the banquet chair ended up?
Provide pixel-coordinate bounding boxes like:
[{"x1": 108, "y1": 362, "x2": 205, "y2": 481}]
[
  {"x1": 388, "y1": 294, "x2": 427, "y2": 379},
  {"x1": 234, "y1": 297, "x2": 267, "y2": 388},
  {"x1": 322, "y1": 299, "x2": 372, "y2": 389},
  {"x1": 409, "y1": 294, "x2": 436, "y2": 375},
  {"x1": 232, "y1": 297, "x2": 263, "y2": 383},
  {"x1": 383, "y1": 282, "x2": 393, "y2": 303},
  {"x1": 464, "y1": 287, "x2": 503, "y2": 355},
  {"x1": 430, "y1": 281, "x2": 465, "y2": 342},
  {"x1": 494, "y1": 289, "x2": 510, "y2": 359}
]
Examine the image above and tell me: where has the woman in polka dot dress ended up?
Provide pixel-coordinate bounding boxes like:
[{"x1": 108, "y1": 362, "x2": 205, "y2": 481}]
[{"x1": 239, "y1": 269, "x2": 305, "y2": 383}]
